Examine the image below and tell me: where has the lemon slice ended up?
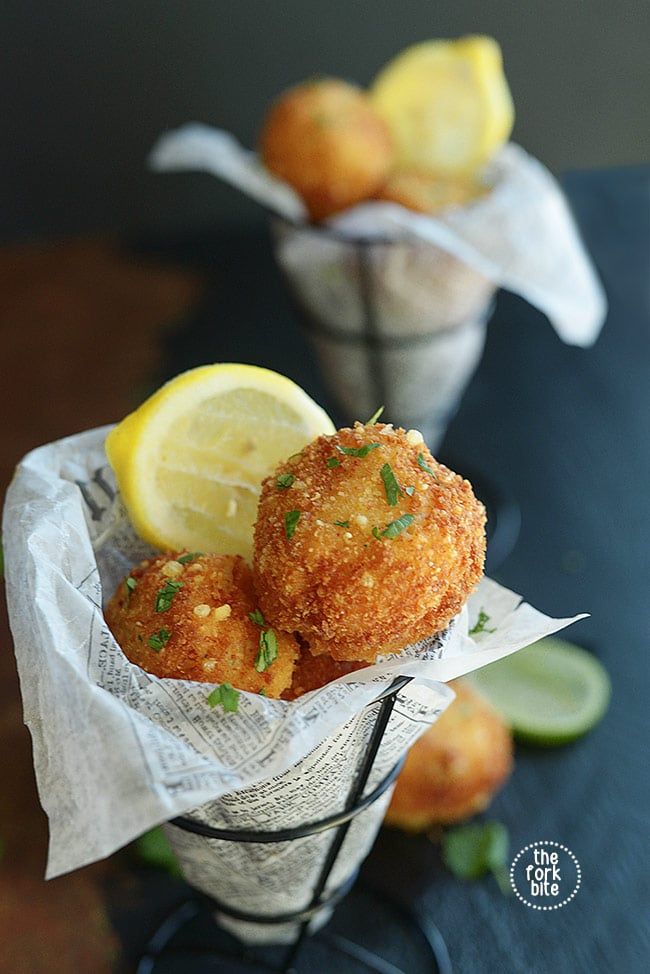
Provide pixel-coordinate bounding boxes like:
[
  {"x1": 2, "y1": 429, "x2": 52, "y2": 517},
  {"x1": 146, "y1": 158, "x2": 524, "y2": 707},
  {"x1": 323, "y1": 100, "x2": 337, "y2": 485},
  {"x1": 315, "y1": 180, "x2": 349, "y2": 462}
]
[
  {"x1": 371, "y1": 35, "x2": 514, "y2": 175},
  {"x1": 469, "y1": 638, "x2": 611, "y2": 746},
  {"x1": 106, "y1": 364, "x2": 335, "y2": 559}
]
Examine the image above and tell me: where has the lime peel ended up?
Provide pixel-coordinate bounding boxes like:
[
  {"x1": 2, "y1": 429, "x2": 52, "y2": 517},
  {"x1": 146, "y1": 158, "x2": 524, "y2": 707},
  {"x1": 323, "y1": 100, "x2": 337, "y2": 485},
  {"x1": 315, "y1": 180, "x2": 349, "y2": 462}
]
[{"x1": 469, "y1": 638, "x2": 611, "y2": 746}]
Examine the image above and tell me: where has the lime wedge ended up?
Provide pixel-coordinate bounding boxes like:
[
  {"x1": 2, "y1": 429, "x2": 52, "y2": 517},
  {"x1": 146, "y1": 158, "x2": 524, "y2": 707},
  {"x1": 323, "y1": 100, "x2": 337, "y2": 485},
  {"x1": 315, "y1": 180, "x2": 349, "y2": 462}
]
[{"x1": 468, "y1": 638, "x2": 611, "y2": 746}]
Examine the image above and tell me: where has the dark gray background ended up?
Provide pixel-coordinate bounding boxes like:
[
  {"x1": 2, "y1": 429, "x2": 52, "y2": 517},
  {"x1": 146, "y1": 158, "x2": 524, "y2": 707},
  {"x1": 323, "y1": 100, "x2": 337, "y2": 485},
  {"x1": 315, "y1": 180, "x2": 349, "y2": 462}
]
[{"x1": 2, "y1": 0, "x2": 648, "y2": 241}]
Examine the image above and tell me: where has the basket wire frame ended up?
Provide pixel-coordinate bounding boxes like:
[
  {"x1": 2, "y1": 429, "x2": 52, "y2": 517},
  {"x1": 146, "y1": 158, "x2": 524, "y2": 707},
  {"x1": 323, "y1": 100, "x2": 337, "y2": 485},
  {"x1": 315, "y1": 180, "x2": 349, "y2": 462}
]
[{"x1": 136, "y1": 675, "x2": 451, "y2": 973}]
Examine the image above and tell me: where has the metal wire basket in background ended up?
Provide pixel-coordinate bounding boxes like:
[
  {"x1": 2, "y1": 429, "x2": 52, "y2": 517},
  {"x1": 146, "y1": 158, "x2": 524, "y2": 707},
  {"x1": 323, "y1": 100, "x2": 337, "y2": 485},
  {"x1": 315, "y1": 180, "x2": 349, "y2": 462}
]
[{"x1": 271, "y1": 217, "x2": 496, "y2": 450}]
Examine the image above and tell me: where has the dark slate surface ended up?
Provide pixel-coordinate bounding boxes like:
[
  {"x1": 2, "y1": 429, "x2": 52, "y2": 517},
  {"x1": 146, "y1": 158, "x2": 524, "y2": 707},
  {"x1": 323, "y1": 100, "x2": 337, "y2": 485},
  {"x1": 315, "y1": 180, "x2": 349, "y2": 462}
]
[{"x1": 120, "y1": 166, "x2": 650, "y2": 973}]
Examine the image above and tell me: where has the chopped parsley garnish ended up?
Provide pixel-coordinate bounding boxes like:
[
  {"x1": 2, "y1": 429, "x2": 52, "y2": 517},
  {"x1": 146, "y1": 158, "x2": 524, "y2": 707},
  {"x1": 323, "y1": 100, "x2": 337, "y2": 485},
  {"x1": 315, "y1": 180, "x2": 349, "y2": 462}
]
[
  {"x1": 249, "y1": 608, "x2": 266, "y2": 627},
  {"x1": 178, "y1": 551, "x2": 203, "y2": 564},
  {"x1": 206, "y1": 683, "x2": 240, "y2": 713},
  {"x1": 441, "y1": 821, "x2": 510, "y2": 895},
  {"x1": 148, "y1": 629, "x2": 171, "y2": 651},
  {"x1": 284, "y1": 510, "x2": 300, "y2": 539},
  {"x1": 336, "y1": 442, "x2": 381, "y2": 458},
  {"x1": 154, "y1": 579, "x2": 184, "y2": 613},
  {"x1": 326, "y1": 457, "x2": 341, "y2": 468},
  {"x1": 469, "y1": 610, "x2": 496, "y2": 635},
  {"x1": 405, "y1": 486, "x2": 415, "y2": 496},
  {"x1": 334, "y1": 520, "x2": 350, "y2": 528},
  {"x1": 258, "y1": 688, "x2": 267, "y2": 697},
  {"x1": 417, "y1": 453, "x2": 437, "y2": 478},
  {"x1": 381, "y1": 514, "x2": 415, "y2": 539},
  {"x1": 276, "y1": 473, "x2": 295, "y2": 490},
  {"x1": 380, "y1": 463, "x2": 403, "y2": 506},
  {"x1": 365, "y1": 405, "x2": 384, "y2": 425},
  {"x1": 255, "y1": 628, "x2": 278, "y2": 672},
  {"x1": 372, "y1": 526, "x2": 382, "y2": 540},
  {"x1": 125, "y1": 576, "x2": 137, "y2": 599}
]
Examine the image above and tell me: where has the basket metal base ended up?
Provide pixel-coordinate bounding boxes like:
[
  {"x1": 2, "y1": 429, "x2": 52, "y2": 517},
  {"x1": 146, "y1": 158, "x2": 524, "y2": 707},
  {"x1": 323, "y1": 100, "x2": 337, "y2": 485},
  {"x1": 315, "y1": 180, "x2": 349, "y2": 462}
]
[{"x1": 135, "y1": 883, "x2": 452, "y2": 974}]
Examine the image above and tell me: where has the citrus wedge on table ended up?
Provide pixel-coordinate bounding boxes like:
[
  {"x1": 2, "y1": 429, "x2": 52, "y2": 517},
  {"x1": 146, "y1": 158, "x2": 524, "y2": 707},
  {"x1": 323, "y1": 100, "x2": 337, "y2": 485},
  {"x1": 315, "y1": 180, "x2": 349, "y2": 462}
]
[
  {"x1": 105, "y1": 364, "x2": 335, "y2": 559},
  {"x1": 371, "y1": 35, "x2": 514, "y2": 175},
  {"x1": 469, "y1": 638, "x2": 611, "y2": 746}
]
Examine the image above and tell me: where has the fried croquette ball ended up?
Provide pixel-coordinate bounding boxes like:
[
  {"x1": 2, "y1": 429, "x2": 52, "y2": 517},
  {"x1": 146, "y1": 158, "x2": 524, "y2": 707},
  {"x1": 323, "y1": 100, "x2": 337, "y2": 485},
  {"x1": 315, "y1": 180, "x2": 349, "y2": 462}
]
[
  {"x1": 105, "y1": 553, "x2": 298, "y2": 698},
  {"x1": 253, "y1": 423, "x2": 485, "y2": 662},
  {"x1": 385, "y1": 680, "x2": 513, "y2": 829},
  {"x1": 377, "y1": 169, "x2": 485, "y2": 214},
  {"x1": 285, "y1": 648, "x2": 365, "y2": 700},
  {"x1": 260, "y1": 78, "x2": 394, "y2": 222}
]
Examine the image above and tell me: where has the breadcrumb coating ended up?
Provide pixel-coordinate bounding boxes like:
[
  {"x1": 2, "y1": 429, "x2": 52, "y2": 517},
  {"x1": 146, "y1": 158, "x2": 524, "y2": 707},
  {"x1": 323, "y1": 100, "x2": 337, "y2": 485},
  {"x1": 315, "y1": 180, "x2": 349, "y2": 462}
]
[
  {"x1": 385, "y1": 680, "x2": 513, "y2": 829},
  {"x1": 260, "y1": 79, "x2": 394, "y2": 221},
  {"x1": 253, "y1": 423, "x2": 486, "y2": 662},
  {"x1": 284, "y1": 647, "x2": 364, "y2": 700},
  {"x1": 105, "y1": 553, "x2": 298, "y2": 698}
]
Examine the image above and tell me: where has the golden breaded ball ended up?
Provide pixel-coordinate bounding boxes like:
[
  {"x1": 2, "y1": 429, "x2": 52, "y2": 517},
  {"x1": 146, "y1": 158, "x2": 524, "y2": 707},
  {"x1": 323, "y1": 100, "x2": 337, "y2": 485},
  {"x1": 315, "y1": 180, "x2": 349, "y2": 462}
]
[
  {"x1": 105, "y1": 553, "x2": 298, "y2": 698},
  {"x1": 377, "y1": 169, "x2": 486, "y2": 215},
  {"x1": 385, "y1": 680, "x2": 513, "y2": 829},
  {"x1": 253, "y1": 423, "x2": 485, "y2": 662},
  {"x1": 285, "y1": 649, "x2": 364, "y2": 700},
  {"x1": 260, "y1": 78, "x2": 394, "y2": 222}
]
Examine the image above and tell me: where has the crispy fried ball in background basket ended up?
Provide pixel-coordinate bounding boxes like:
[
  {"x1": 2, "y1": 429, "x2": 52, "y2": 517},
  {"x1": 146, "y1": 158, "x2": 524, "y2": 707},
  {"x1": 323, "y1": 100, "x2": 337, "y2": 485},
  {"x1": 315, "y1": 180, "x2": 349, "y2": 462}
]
[
  {"x1": 377, "y1": 169, "x2": 486, "y2": 215},
  {"x1": 385, "y1": 680, "x2": 513, "y2": 828},
  {"x1": 105, "y1": 553, "x2": 298, "y2": 698},
  {"x1": 260, "y1": 78, "x2": 394, "y2": 221},
  {"x1": 253, "y1": 423, "x2": 486, "y2": 662}
]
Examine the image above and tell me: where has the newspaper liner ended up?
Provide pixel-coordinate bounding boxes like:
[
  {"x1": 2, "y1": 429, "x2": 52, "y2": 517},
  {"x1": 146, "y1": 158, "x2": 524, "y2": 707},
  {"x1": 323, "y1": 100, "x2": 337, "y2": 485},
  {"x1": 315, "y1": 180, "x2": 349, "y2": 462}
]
[
  {"x1": 149, "y1": 126, "x2": 606, "y2": 444},
  {"x1": 3, "y1": 426, "x2": 586, "y2": 943}
]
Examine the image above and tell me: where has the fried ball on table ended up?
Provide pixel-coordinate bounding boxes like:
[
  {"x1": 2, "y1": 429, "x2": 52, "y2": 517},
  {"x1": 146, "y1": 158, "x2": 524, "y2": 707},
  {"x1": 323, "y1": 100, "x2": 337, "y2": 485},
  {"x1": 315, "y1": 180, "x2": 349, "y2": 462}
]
[
  {"x1": 385, "y1": 680, "x2": 513, "y2": 829},
  {"x1": 260, "y1": 78, "x2": 394, "y2": 221},
  {"x1": 105, "y1": 553, "x2": 298, "y2": 698},
  {"x1": 253, "y1": 423, "x2": 485, "y2": 662}
]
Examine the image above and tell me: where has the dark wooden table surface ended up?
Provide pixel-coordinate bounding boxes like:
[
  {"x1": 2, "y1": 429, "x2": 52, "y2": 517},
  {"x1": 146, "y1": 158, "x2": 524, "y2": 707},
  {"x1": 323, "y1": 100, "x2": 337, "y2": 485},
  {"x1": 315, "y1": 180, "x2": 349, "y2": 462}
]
[{"x1": 127, "y1": 165, "x2": 649, "y2": 974}]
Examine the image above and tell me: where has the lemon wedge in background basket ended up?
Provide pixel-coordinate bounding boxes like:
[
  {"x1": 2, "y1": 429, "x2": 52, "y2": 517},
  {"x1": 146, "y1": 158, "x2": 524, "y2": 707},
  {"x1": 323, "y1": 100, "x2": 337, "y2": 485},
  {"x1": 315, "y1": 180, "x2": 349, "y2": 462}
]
[
  {"x1": 370, "y1": 35, "x2": 514, "y2": 175},
  {"x1": 105, "y1": 364, "x2": 335, "y2": 559},
  {"x1": 468, "y1": 638, "x2": 611, "y2": 746}
]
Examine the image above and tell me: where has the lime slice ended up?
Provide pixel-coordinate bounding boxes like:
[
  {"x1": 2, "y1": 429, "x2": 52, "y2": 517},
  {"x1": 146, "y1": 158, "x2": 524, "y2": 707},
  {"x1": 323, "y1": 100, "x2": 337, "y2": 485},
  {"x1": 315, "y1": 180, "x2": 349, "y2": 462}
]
[{"x1": 469, "y1": 638, "x2": 611, "y2": 746}]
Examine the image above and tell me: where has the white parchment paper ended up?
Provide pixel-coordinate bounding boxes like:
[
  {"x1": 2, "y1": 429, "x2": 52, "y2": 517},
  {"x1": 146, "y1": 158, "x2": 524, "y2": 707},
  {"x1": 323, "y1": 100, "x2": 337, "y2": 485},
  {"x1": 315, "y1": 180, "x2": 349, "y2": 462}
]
[
  {"x1": 3, "y1": 427, "x2": 585, "y2": 940},
  {"x1": 150, "y1": 124, "x2": 606, "y2": 347}
]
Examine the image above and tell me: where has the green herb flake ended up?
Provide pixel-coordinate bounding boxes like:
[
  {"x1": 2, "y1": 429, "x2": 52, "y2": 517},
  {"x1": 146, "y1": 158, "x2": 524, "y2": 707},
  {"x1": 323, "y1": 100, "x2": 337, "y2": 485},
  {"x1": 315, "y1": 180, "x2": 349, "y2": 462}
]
[
  {"x1": 405, "y1": 486, "x2": 415, "y2": 497},
  {"x1": 284, "y1": 510, "x2": 301, "y2": 540},
  {"x1": 178, "y1": 551, "x2": 203, "y2": 564},
  {"x1": 365, "y1": 405, "x2": 384, "y2": 425},
  {"x1": 336, "y1": 442, "x2": 381, "y2": 458},
  {"x1": 441, "y1": 821, "x2": 511, "y2": 894},
  {"x1": 125, "y1": 576, "x2": 137, "y2": 599},
  {"x1": 469, "y1": 609, "x2": 496, "y2": 636},
  {"x1": 148, "y1": 628, "x2": 171, "y2": 652},
  {"x1": 372, "y1": 526, "x2": 382, "y2": 541},
  {"x1": 255, "y1": 628, "x2": 278, "y2": 672},
  {"x1": 207, "y1": 682, "x2": 240, "y2": 713},
  {"x1": 154, "y1": 579, "x2": 184, "y2": 613},
  {"x1": 417, "y1": 453, "x2": 437, "y2": 478},
  {"x1": 249, "y1": 608, "x2": 266, "y2": 627},
  {"x1": 258, "y1": 688, "x2": 267, "y2": 697},
  {"x1": 382, "y1": 514, "x2": 415, "y2": 539},
  {"x1": 334, "y1": 520, "x2": 350, "y2": 528},
  {"x1": 380, "y1": 463, "x2": 403, "y2": 507},
  {"x1": 326, "y1": 456, "x2": 342, "y2": 468},
  {"x1": 276, "y1": 473, "x2": 295, "y2": 490}
]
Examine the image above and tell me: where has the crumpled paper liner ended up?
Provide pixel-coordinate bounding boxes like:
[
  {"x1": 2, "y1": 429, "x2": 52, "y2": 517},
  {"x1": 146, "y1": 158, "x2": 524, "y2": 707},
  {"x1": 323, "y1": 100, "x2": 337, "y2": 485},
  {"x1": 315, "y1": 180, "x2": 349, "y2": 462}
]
[
  {"x1": 3, "y1": 426, "x2": 586, "y2": 944},
  {"x1": 149, "y1": 125, "x2": 606, "y2": 348}
]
